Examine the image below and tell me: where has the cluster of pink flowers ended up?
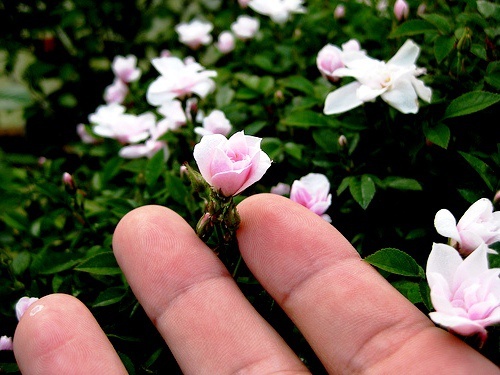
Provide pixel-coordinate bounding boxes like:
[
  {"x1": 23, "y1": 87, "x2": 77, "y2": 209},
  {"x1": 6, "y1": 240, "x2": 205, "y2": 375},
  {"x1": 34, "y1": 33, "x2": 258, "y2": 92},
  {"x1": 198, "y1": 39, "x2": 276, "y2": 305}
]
[
  {"x1": 427, "y1": 198, "x2": 500, "y2": 342},
  {"x1": 104, "y1": 55, "x2": 141, "y2": 105},
  {"x1": 0, "y1": 296, "x2": 39, "y2": 351}
]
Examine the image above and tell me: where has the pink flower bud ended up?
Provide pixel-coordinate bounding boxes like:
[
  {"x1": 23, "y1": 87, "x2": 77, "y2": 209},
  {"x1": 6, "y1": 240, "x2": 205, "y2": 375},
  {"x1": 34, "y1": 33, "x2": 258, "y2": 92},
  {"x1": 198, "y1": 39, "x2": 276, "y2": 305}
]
[
  {"x1": 0, "y1": 336, "x2": 13, "y2": 351},
  {"x1": 316, "y1": 44, "x2": 344, "y2": 82},
  {"x1": 394, "y1": 0, "x2": 409, "y2": 21},
  {"x1": 494, "y1": 190, "x2": 500, "y2": 204},
  {"x1": 16, "y1": 296, "x2": 39, "y2": 321},
  {"x1": 216, "y1": 31, "x2": 236, "y2": 54},
  {"x1": 338, "y1": 135, "x2": 348, "y2": 148},
  {"x1": 62, "y1": 172, "x2": 75, "y2": 190},
  {"x1": 193, "y1": 131, "x2": 271, "y2": 197},
  {"x1": 334, "y1": 4, "x2": 345, "y2": 19}
]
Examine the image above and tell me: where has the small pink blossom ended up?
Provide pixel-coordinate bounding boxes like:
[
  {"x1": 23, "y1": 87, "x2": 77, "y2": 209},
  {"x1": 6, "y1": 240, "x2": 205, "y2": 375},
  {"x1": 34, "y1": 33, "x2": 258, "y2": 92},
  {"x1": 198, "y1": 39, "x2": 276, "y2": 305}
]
[
  {"x1": 16, "y1": 296, "x2": 39, "y2": 321},
  {"x1": 175, "y1": 19, "x2": 213, "y2": 49},
  {"x1": 316, "y1": 40, "x2": 365, "y2": 82},
  {"x1": 231, "y1": 15, "x2": 260, "y2": 40},
  {"x1": 0, "y1": 336, "x2": 13, "y2": 351},
  {"x1": 111, "y1": 55, "x2": 141, "y2": 83},
  {"x1": 290, "y1": 173, "x2": 332, "y2": 222},
  {"x1": 426, "y1": 243, "x2": 500, "y2": 342},
  {"x1": 394, "y1": 0, "x2": 409, "y2": 21},
  {"x1": 119, "y1": 119, "x2": 170, "y2": 160},
  {"x1": 146, "y1": 56, "x2": 217, "y2": 106},
  {"x1": 334, "y1": 4, "x2": 345, "y2": 19},
  {"x1": 194, "y1": 110, "x2": 232, "y2": 137},
  {"x1": 193, "y1": 131, "x2": 271, "y2": 197},
  {"x1": 434, "y1": 198, "x2": 500, "y2": 256},
  {"x1": 270, "y1": 182, "x2": 291, "y2": 196},
  {"x1": 216, "y1": 31, "x2": 236, "y2": 54},
  {"x1": 62, "y1": 172, "x2": 75, "y2": 190},
  {"x1": 238, "y1": 0, "x2": 251, "y2": 7},
  {"x1": 104, "y1": 78, "x2": 129, "y2": 104},
  {"x1": 91, "y1": 110, "x2": 155, "y2": 144}
]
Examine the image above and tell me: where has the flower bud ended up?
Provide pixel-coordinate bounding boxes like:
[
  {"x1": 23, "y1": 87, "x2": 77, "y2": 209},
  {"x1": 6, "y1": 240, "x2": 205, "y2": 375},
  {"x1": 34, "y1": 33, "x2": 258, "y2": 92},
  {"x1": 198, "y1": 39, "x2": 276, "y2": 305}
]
[
  {"x1": 334, "y1": 4, "x2": 345, "y2": 19},
  {"x1": 394, "y1": 0, "x2": 409, "y2": 21},
  {"x1": 0, "y1": 336, "x2": 13, "y2": 351},
  {"x1": 338, "y1": 135, "x2": 348, "y2": 148},
  {"x1": 216, "y1": 31, "x2": 235, "y2": 54},
  {"x1": 63, "y1": 172, "x2": 75, "y2": 191},
  {"x1": 457, "y1": 28, "x2": 472, "y2": 53},
  {"x1": 493, "y1": 190, "x2": 500, "y2": 205}
]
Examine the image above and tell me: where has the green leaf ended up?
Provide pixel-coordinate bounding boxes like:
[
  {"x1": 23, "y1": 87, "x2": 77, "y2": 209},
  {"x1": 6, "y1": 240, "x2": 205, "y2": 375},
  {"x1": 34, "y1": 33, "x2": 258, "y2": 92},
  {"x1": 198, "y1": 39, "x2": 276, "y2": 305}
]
[
  {"x1": 443, "y1": 91, "x2": 500, "y2": 119},
  {"x1": 349, "y1": 175, "x2": 376, "y2": 210},
  {"x1": 477, "y1": 1, "x2": 500, "y2": 19},
  {"x1": 284, "y1": 142, "x2": 302, "y2": 160},
  {"x1": 93, "y1": 286, "x2": 127, "y2": 307},
  {"x1": 384, "y1": 177, "x2": 422, "y2": 191},
  {"x1": 75, "y1": 252, "x2": 122, "y2": 275},
  {"x1": 11, "y1": 251, "x2": 31, "y2": 275},
  {"x1": 336, "y1": 177, "x2": 351, "y2": 196},
  {"x1": 419, "y1": 279, "x2": 433, "y2": 311},
  {"x1": 423, "y1": 122, "x2": 450, "y2": 149},
  {"x1": 458, "y1": 151, "x2": 497, "y2": 191},
  {"x1": 434, "y1": 36, "x2": 455, "y2": 64},
  {"x1": 364, "y1": 248, "x2": 425, "y2": 277},
  {"x1": 281, "y1": 110, "x2": 328, "y2": 128},
  {"x1": 389, "y1": 20, "x2": 436, "y2": 38},
  {"x1": 0, "y1": 78, "x2": 34, "y2": 110},
  {"x1": 485, "y1": 61, "x2": 500, "y2": 89},
  {"x1": 261, "y1": 137, "x2": 283, "y2": 161},
  {"x1": 279, "y1": 75, "x2": 315, "y2": 95},
  {"x1": 391, "y1": 280, "x2": 423, "y2": 304},
  {"x1": 145, "y1": 148, "x2": 165, "y2": 189},
  {"x1": 420, "y1": 13, "x2": 453, "y2": 34},
  {"x1": 257, "y1": 76, "x2": 275, "y2": 95}
]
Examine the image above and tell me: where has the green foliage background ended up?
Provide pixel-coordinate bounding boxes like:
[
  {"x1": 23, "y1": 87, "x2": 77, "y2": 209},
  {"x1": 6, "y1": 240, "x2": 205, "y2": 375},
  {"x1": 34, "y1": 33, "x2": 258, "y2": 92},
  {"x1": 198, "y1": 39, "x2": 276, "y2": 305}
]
[{"x1": 1, "y1": 0, "x2": 499, "y2": 373}]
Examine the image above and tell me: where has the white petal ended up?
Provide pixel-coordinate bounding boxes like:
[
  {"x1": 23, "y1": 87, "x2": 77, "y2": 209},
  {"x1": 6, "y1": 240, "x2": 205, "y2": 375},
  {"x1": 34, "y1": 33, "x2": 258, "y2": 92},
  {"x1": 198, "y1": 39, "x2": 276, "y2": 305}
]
[
  {"x1": 381, "y1": 79, "x2": 418, "y2": 113},
  {"x1": 411, "y1": 76, "x2": 432, "y2": 103},
  {"x1": 426, "y1": 243, "x2": 462, "y2": 286},
  {"x1": 356, "y1": 85, "x2": 386, "y2": 102},
  {"x1": 323, "y1": 81, "x2": 363, "y2": 115},
  {"x1": 454, "y1": 243, "x2": 489, "y2": 283},
  {"x1": 458, "y1": 198, "x2": 492, "y2": 229},
  {"x1": 434, "y1": 209, "x2": 460, "y2": 242},
  {"x1": 387, "y1": 39, "x2": 420, "y2": 68}
]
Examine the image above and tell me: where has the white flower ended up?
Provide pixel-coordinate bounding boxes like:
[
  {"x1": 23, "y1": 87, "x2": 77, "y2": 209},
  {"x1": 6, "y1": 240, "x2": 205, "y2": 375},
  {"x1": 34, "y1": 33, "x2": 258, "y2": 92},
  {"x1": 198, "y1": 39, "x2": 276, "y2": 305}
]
[
  {"x1": 248, "y1": 0, "x2": 306, "y2": 24},
  {"x1": 194, "y1": 110, "x2": 232, "y2": 137},
  {"x1": 231, "y1": 15, "x2": 260, "y2": 40},
  {"x1": 175, "y1": 19, "x2": 213, "y2": 49},
  {"x1": 111, "y1": 55, "x2": 141, "y2": 83},
  {"x1": 157, "y1": 100, "x2": 187, "y2": 131},
  {"x1": 290, "y1": 173, "x2": 332, "y2": 222},
  {"x1": 146, "y1": 56, "x2": 217, "y2": 106},
  {"x1": 435, "y1": 198, "x2": 500, "y2": 255},
  {"x1": 426, "y1": 243, "x2": 500, "y2": 342},
  {"x1": 90, "y1": 107, "x2": 155, "y2": 144},
  {"x1": 323, "y1": 39, "x2": 432, "y2": 115}
]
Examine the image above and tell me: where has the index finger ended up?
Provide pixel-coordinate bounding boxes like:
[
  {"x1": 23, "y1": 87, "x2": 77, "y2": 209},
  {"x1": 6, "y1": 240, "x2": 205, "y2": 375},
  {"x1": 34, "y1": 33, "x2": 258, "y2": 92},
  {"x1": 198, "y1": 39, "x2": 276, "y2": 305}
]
[{"x1": 236, "y1": 194, "x2": 499, "y2": 374}]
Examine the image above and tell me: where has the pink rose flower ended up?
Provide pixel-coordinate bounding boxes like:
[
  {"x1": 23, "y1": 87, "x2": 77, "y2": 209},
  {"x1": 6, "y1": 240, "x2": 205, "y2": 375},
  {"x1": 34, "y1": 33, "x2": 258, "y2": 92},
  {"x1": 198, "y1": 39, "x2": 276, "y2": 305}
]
[
  {"x1": 104, "y1": 78, "x2": 129, "y2": 104},
  {"x1": 16, "y1": 296, "x2": 39, "y2": 321},
  {"x1": 0, "y1": 336, "x2": 13, "y2": 351},
  {"x1": 434, "y1": 198, "x2": 500, "y2": 255},
  {"x1": 316, "y1": 39, "x2": 365, "y2": 82},
  {"x1": 426, "y1": 243, "x2": 500, "y2": 342},
  {"x1": 290, "y1": 173, "x2": 332, "y2": 222},
  {"x1": 193, "y1": 131, "x2": 271, "y2": 196},
  {"x1": 111, "y1": 55, "x2": 141, "y2": 83}
]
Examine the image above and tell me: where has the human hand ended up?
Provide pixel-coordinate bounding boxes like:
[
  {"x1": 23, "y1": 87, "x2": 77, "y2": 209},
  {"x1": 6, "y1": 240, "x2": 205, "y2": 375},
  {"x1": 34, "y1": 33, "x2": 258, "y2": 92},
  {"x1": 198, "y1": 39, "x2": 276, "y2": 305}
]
[{"x1": 12, "y1": 194, "x2": 500, "y2": 374}]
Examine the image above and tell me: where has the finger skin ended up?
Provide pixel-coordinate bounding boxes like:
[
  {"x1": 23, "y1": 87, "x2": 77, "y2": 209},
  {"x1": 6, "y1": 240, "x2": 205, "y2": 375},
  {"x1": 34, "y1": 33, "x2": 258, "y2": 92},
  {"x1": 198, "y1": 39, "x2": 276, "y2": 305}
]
[
  {"x1": 112, "y1": 204, "x2": 308, "y2": 374},
  {"x1": 13, "y1": 294, "x2": 127, "y2": 375},
  {"x1": 236, "y1": 194, "x2": 500, "y2": 374}
]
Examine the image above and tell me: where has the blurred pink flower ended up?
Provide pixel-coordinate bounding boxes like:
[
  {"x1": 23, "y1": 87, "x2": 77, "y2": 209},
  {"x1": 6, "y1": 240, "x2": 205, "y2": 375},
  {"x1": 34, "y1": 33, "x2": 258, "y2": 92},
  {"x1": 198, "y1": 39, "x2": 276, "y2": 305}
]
[
  {"x1": 92, "y1": 110, "x2": 155, "y2": 144},
  {"x1": 157, "y1": 100, "x2": 187, "y2": 131},
  {"x1": 62, "y1": 172, "x2": 75, "y2": 190},
  {"x1": 77, "y1": 123, "x2": 99, "y2": 144},
  {"x1": 434, "y1": 198, "x2": 500, "y2": 256},
  {"x1": 194, "y1": 110, "x2": 232, "y2": 137},
  {"x1": 0, "y1": 336, "x2": 13, "y2": 351},
  {"x1": 238, "y1": 0, "x2": 251, "y2": 7},
  {"x1": 394, "y1": 0, "x2": 409, "y2": 21},
  {"x1": 316, "y1": 39, "x2": 365, "y2": 82},
  {"x1": 104, "y1": 78, "x2": 129, "y2": 104},
  {"x1": 231, "y1": 15, "x2": 260, "y2": 40},
  {"x1": 146, "y1": 56, "x2": 217, "y2": 106},
  {"x1": 324, "y1": 39, "x2": 432, "y2": 115},
  {"x1": 290, "y1": 173, "x2": 332, "y2": 222},
  {"x1": 216, "y1": 31, "x2": 236, "y2": 54},
  {"x1": 175, "y1": 19, "x2": 213, "y2": 49},
  {"x1": 248, "y1": 0, "x2": 306, "y2": 24},
  {"x1": 334, "y1": 4, "x2": 345, "y2": 19},
  {"x1": 193, "y1": 131, "x2": 271, "y2": 196},
  {"x1": 16, "y1": 296, "x2": 39, "y2": 321},
  {"x1": 270, "y1": 182, "x2": 291, "y2": 195},
  {"x1": 119, "y1": 117, "x2": 170, "y2": 160},
  {"x1": 111, "y1": 55, "x2": 141, "y2": 83},
  {"x1": 426, "y1": 243, "x2": 500, "y2": 342}
]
